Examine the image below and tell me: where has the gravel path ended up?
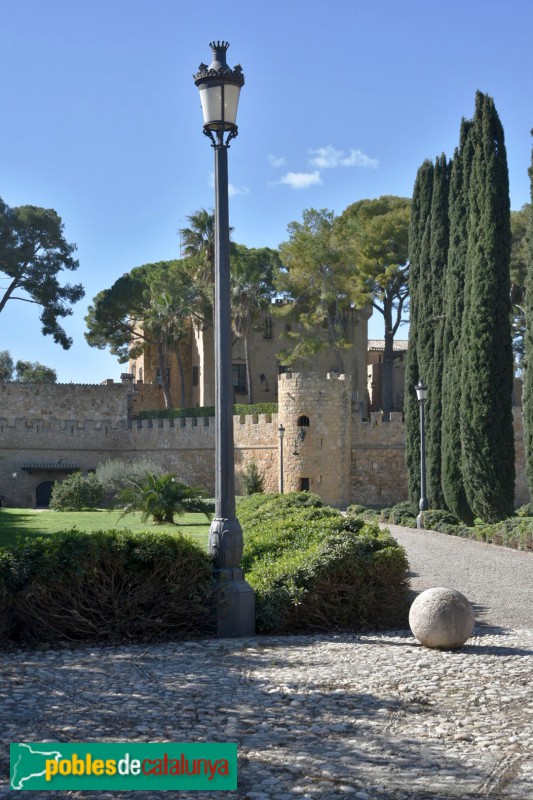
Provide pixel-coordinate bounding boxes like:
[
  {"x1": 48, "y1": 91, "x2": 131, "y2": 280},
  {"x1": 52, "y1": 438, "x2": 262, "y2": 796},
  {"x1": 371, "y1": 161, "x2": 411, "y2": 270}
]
[
  {"x1": 1, "y1": 532, "x2": 532, "y2": 799},
  {"x1": 382, "y1": 524, "x2": 533, "y2": 630}
]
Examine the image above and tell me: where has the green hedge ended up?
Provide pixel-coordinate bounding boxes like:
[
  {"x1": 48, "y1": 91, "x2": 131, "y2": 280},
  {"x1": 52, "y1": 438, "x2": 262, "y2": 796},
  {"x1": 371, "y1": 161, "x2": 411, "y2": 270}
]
[
  {"x1": 239, "y1": 493, "x2": 410, "y2": 633},
  {"x1": 363, "y1": 501, "x2": 533, "y2": 551},
  {"x1": 136, "y1": 403, "x2": 278, "y2": 420},
  {"x1": 0, "y1": 530, "x2": 214, "y2": 645},
  {"x1": 474, "y1": 518, "x2": 533, "y2": 551}
]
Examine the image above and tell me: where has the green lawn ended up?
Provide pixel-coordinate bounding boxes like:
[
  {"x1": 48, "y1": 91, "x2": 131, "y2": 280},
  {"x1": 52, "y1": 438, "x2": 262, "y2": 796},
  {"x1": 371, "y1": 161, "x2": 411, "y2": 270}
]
[{"x1": 0, "y1": 508, "x2": 211, "y2": 550}]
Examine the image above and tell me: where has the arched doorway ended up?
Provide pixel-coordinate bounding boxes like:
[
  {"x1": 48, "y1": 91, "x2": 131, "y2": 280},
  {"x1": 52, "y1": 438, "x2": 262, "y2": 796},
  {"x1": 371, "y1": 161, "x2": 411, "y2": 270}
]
[{"x1": 35, "y1": 481, "x2": 54, "y2": 508}]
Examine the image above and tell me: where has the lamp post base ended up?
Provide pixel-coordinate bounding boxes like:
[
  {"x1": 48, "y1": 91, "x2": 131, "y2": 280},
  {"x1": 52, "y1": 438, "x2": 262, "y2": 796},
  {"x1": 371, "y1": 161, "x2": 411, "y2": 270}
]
[
  {"x1": 209, "y1": 516, "x2": 255, "y2": 638},
  {"x1": 214, "y1": 567, "x2": 256, "y2": 638}
]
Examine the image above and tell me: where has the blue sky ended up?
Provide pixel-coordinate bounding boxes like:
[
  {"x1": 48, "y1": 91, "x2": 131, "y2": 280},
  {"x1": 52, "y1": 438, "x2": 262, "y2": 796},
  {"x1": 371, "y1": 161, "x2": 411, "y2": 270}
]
[{"x1": 1, "y1": 0, "x2": 532, "y2": 384}]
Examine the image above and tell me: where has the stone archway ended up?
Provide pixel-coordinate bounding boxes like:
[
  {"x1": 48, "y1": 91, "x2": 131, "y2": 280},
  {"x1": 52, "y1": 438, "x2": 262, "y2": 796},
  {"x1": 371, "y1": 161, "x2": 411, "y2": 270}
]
[{"x1": 35, "y1": 481, "x2": 54, "y2": 508}]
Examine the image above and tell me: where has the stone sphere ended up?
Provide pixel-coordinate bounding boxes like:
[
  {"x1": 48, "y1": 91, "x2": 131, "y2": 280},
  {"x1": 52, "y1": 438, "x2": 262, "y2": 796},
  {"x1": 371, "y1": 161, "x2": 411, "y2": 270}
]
[{"x1": 409, "y1": 587, "x2": 475, "y2": 649}]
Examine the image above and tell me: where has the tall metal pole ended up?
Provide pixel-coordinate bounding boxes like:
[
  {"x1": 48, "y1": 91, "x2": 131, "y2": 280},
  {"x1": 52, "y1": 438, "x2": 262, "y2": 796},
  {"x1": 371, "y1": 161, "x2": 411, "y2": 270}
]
[
  {"x1": 278, "y1": 424, "x2": 285, "y2": 494},
  {"x1": 417, "y1": 395, "x2": 428, "y2": 529},
  {"x1": 207, "y1": 138, "x2": 255, "y2": 638}
]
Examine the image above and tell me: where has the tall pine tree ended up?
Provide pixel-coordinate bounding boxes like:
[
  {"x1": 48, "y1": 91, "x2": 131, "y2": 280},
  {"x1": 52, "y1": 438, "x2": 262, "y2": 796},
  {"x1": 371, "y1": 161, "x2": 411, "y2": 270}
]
[
  {"x1": 405, "y1": 160, "x2": 434, "y2": 508},
  {"x1": 460, "y1": 92, "x2": 514, "y2": 522},
  {"x1": 522, "y1": 133, "x2": 533, "y2": 500},
  {"x1": 441, "y1": 121, "x2": 475, "y2": 524}
]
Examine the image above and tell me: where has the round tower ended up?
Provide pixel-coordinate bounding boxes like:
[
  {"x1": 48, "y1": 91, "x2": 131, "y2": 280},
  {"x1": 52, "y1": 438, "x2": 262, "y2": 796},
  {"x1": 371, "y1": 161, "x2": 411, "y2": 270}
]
[{"x1": 278, "y1": 372, "x2": 352, "y2": 507}]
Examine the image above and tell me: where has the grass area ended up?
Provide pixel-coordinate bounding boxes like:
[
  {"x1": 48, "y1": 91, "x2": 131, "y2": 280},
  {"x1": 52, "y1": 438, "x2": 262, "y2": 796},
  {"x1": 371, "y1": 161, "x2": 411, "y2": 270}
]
[{"x1": 0, "y1": 508, "x2": 211, "y2": 550}]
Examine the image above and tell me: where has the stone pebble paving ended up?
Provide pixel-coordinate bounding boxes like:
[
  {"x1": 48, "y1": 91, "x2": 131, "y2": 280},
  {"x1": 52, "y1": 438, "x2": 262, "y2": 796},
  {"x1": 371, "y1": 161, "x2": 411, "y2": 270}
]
[{"x1": 1, "y1": 627, "x2": 532, "y2": 799}]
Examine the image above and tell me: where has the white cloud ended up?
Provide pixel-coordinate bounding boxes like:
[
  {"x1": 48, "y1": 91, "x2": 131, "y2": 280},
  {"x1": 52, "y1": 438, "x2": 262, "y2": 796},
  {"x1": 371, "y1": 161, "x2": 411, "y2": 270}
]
[
  {"x1": 278, "y1": 171, "x2": 322, "y2": 190},
  {"x1": 209, "y1": 172, "x2": 249, "y2": 197},
  {"x1": 268, "y1": 154, "x2": 286, "y2": 168},
  {"x1": 228, "y1": 183, "x2": 250, "y2": 197},
  {"x1": 308, "y1": 146, "x2": 378, "y2": 170}
]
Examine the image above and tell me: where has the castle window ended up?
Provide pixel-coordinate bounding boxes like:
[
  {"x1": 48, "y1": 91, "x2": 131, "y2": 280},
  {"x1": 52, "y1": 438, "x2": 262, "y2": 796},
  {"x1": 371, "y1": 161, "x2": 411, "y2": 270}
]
[
  {"x1": 233, "y1": 363, "x2": 247, "y2": 395},
  {"x1": 192, "y1": 366, "x2": 199, "y2": 386},
  {"x1": 263, "y1": 317, "x2": 273, "y2": 340},
  {"x1": 297, "y1": 415, "x2": 310, "y2": 427},
  {"x1": 156, "y1": 367, "x2": 171, "y2": 386},
  {"x1": 300, "y1": 477, "x2": 310, "y2": 491}
]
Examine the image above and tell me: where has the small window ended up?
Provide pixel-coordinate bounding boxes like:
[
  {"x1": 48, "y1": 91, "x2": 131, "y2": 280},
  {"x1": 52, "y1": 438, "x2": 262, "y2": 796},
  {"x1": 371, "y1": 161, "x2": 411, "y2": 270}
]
[
  {"x1": 192, "y1": 366, "x2": 199, "y2": 387},
  {"x1": 233, "y1": 363, "x2": 247, "y2": 395},
  {"x1": 297, "y1": 415, "x2": 310, "y2": 427},
  {"x1": 263, "y1": 317, "x2": 273, "y2": 340},
  {"x1": 300, "y1": 477, "x2": 310, "y2": 492}
]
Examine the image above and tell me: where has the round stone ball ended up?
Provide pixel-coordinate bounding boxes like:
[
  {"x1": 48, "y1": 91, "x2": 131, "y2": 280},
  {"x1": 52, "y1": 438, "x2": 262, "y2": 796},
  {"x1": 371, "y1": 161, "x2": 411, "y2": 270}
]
[{"x1": 409, "y1": 587, "x2": 475, "y2": 649}]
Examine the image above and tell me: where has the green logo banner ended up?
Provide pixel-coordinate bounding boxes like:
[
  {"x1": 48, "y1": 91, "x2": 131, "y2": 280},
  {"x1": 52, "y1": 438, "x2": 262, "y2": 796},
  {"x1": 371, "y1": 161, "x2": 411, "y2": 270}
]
[{"x1": 10, "y1": 742, "x2": 237, "y2": 791}]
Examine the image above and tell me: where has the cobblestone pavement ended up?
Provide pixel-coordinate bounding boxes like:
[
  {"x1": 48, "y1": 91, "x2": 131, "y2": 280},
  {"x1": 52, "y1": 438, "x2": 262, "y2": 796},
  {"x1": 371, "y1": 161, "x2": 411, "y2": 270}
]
[{"x1": 1, "y1": 627, "x2": 533, "y2": 800}]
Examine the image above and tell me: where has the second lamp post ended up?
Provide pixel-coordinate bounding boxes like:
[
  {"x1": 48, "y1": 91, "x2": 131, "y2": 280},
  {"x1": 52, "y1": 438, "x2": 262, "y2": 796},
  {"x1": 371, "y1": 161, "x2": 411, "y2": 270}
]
[{"x1": 415, "y1": 379, "x2": 428, "y2": 529}]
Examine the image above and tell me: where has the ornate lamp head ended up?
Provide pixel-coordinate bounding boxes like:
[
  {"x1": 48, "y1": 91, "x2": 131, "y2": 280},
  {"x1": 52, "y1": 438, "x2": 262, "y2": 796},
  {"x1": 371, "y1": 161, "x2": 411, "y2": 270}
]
[{"x1": 194, "y1": 41, "x2": 245, "y2": 146}]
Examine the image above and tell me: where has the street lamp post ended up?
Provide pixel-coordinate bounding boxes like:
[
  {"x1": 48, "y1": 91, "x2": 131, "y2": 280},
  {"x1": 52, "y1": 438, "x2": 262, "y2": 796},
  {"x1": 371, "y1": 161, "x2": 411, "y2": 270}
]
[
  {"x1": 278, "y1": 424, "x2": 285, "y2": 494},
  {"x1": 194, "y1": 41, "x2": 255, "y2": 637},
  {"x1": 415, "y1": 379, "x2": 428, "y2": 529}
]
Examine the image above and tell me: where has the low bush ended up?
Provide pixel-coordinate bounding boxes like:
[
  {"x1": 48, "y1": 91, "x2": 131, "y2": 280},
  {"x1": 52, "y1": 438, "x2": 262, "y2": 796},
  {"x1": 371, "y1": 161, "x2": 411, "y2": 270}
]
[
  {"x1": 0, "y1": 529, "x2": 214, "y2": 644},
  {"x1": 240, "y1": 493, "x2": 410, "y2": 633},
  {"x1": 380, "y1": 501, "x2": 417, "y2": 527},
  {"x1": 95, "y1": 459, "x2": 164, "y2": 507},
  {"x1": 418, "y1": 509, "x2": 470, "y2": 537},
  {"x1": 239, "y1": 460, "x2": 265, "y2": 495},
  {"x1": 346, "y1": 504, "x2": 381, "y2": 523},
  {"x1": 515, "y1": 504, "x2": 533, "y2": 518},
  {"x1": 474, "y1": 518, "x2": 533, "y2": 551},
  {"x1": 49, "y1": 472, "x2": 104, "y2": 512}
]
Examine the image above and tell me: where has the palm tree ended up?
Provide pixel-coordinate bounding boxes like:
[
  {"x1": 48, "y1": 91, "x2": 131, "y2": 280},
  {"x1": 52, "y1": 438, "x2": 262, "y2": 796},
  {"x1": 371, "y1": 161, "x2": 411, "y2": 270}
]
[
  {"x1": 230, "y1": 245, "x2": 280, "y2": 403},
  {"x1": 119, "y1": 473, "x2": 213, "y2": 524},
  {"x1": 179, "y1": 209, "x2": 216, "y2": 286},
  {"x1": 147, "y1": 263, "x2": 210, "y2": 408}
]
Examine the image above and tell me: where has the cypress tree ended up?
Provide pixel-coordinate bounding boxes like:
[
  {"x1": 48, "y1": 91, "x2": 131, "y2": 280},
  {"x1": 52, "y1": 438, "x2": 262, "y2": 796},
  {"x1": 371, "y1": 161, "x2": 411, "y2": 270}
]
[
  {"x1": 405, "y1": 160, "x2": 434, "y2": 508},
  {"x1": 425, "y1": 154, "x2": 450, "y2": 509},
  {"x1": 441, "y1": 121, "x2": 475, "y2": 524},
  {"x1": 460, "y1": 92, "x2": 514, "y2": 522},
  {"x1": 522, "y1": 134, "x2": 533, "y2": 498}
]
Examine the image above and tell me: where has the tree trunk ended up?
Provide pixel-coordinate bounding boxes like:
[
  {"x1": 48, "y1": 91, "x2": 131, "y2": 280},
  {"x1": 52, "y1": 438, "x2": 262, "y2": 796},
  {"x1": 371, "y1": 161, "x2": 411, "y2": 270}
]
[
  {"x1": 244, "y1": 335, "x2": 254, "y2": 404},
  {"x1": 156, "y1": 340, "x2": 172, "y2": 409},
  {"x1": 382, "y1": 299, "x2": 394, "y2": 421},
  {"x1": 176, "y1": 345, "x2": 186, "y2": 408},
  {"x1": 327, "y1": 314, "x2": 345, "y2": 374}
]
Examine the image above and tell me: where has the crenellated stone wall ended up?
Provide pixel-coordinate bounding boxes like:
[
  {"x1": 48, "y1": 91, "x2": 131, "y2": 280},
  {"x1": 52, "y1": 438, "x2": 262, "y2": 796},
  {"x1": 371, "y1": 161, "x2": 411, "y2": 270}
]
[{"x1": 0, "y1": 378, "x2": 528, "y2": 509}]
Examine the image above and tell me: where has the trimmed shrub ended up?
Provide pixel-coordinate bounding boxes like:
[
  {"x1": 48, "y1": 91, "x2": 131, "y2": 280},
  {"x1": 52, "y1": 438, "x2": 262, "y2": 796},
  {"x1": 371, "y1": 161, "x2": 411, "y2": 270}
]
[
  {"x1": 380, "y1": 501, "x2": 417, "y2": 527},
  {"x1": 0, "y1": 530, "x2": 214, "y2": 644},
  {"x1": 475, "y1": 518, "x2": 533, "y2": 551},
  {"x1": 346, "y1": 504, "x2": 381, "y2": 523},
  {"x1": 49, "y1": 472, "x2": 104, "y2": 511},
  {"x1": 238, "y1": 491, "x2": 323, "y2": 525},
  {"x1": 240, "y1": 494, "x2": 410, "y2": 633},
  {"x1": 239, "y1": 460, "x2": 265, "y2": 495},
  {"x1": 515, "y1": 504, "x2": 533, "y2": 518}
]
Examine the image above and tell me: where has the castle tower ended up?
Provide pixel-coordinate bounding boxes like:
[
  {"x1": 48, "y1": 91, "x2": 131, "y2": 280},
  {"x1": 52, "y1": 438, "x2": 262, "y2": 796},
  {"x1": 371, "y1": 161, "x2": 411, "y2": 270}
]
[{"x1": 278, "y1": 372, "x2": 352, "y2": 507}]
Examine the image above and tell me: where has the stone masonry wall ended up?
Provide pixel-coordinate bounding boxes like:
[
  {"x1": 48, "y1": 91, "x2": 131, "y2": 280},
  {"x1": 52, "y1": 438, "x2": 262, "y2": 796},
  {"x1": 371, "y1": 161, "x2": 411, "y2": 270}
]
[{"x1": 0, "y1": 380, "x2": 529, "y2": 509}]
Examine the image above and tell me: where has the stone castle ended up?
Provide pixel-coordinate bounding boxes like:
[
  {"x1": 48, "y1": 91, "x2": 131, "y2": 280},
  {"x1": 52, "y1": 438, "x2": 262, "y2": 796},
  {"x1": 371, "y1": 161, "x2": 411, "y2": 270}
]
[{"x1": 0, "y1": 373, "x2": 527, "y2": 510}]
